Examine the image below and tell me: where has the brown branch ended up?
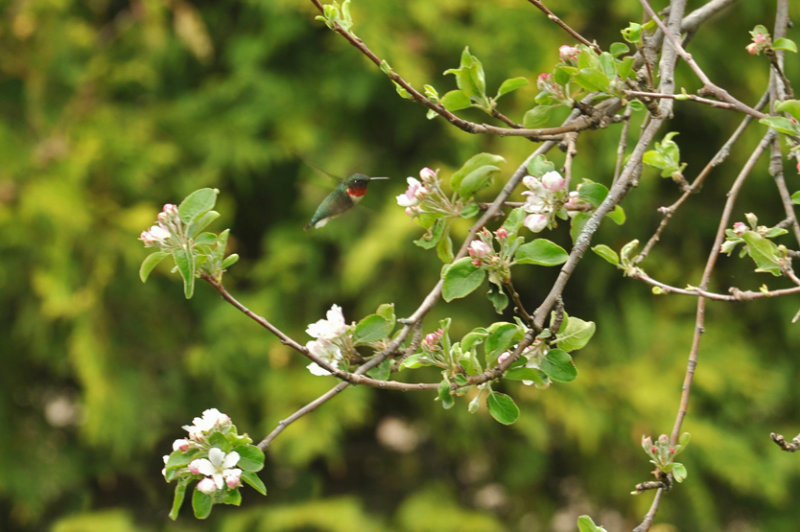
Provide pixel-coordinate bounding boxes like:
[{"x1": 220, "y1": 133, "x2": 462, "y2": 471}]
[
  {"x1": 524, "y1": 0, "x2": 602, "y2": 54},
  {"x1": 635, "y1": 90, "x2": 770, "y2": 264},
  {"x1": 629, "y1": 268, "x2": 800, "y2": 301},
  {"x1": 308, "y1": 0, "x2": 623, "y2": 140},
  {"x1": 639, "y1": 0, "x2": 768, "y2": 119},
  {"x1": 669, "y1": 131, "x2": 775, "y2": 451},
  {"x1": 770, "y1": 431, "x2": 800, "y2": 452}
]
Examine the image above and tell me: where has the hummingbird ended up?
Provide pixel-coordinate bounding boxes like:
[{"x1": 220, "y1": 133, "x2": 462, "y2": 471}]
[{"x1": 305, "y1": 173, "x2": 389, "y2": 230}]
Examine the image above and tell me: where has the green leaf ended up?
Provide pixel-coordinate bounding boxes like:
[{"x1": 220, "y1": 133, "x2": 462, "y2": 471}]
[
  {"x1": 457, "y1": 165, "x2": 502, "y2": 198},
  {"x1": 173, "y1": 248, "x2": 196, "y2": 299},
  {"x1": 461, "y1": 327, "x2": 489, "y2": 351},
  {"x1": 485, "y1": 322, "x2": 522, "y2": 359},
  {"x1": 179, "y1": 188, "x2": 218, "y2": 224},
  {"x1": 241, "y1": 470, "x2": 267, "y2": 495},
  {"x1": 438, "y1": 379, "x2": 455, "y2": 409},
  {"x1": 355, "y1": 314, "x2": 393, "y2": 342},
  {"x1": 577, "y1": 514, "x2": 608, "y2": 532},
  {"x1": 441, "y1": 257, "x2": 486, "y2": 301},
  {"x1": 450, "y1": 153, "x2": 505, "y2": 190},
  {"x1": 574, "y1": 68, "x2": 610, "y2": 92},
  {"x1": 791, "y1": 190, "x2": 800, "y2": 204},
  {"x1": 222, "y1": 488, "x2": 242, "y2": 506},
  {"x1": 760, "y1": 116, "x2": 800, "y2": 136},
  {"x1": 496, "y1": 76, "x2": 528, "y2": 98},
  {"x1": 487, "y1": 285, "x2": 509, "y2": 313},
  {"x1": 376, "y1": 303, "x2": 395, "y2": 324},
  {"x1": 502, "y1": 207, "x2": 527, "y2": 235},
  {"x1": 192, "y1": 488, "x2": 213, "y2": 519},
  {"x1": 503, "y1": 367, "x2": 541, "y2": 381},
  {"x1": 169, "y1": 479, "x2": 190, "y2": 520},
  {"x1": 672, "y1": 462, "x2": 688, "y2": 482},
  {"x1": 414, "y1": 217, "x2": 446, "y2": 249},
  {"x1": 577, "y1": 182, "x2": 608, "y2": 207},
  {"x1": 523, "y1": 105, "x2": 554, "y2": 128},
  {"x1": 515, "y1": 239, "x2": 569, "y2": 266},
  {"x1": 643, "y1": 150, "x2": 668, "y2": 169},
  {"x1": 526, "y1": 155, "x2": 555, "y2": 177},
  {"x1": 607, "y1": 205, "x2": 626, "y2": 225},
  {"x1": 592, "y1": 244, "x2": 620, "y2": 267},
  {"x1": 187, "y1": 210, "x2": 220, "y2": 238},
  {"x1": 541, "y1": 349, "x2": 577, "y2": 382},
  {"x1": 436, "y1": 231, "x2": 454, "y2": 263},
  {"x1": 774, "y1": 37, "x2": 798, "y2": 53},
  {"x1": 221, "y1": 253, "x2": 239, "y2": 269},
  {"x1": 609, "y1": 42, "x2": 629, "y2": 57},
  {"x1": 392, "y1": 81, "x2": 413, "y2": 100},
  {"x1": 487, "y1": 391, "x2": 520, "y2": 425},
  {"x1": 440, "y1": 89, "x2": 472, "y2": 111},
  {"x1": 741, "y1": 231, "x2": 782, "y2": 275},
  {"x1": 234, "y1": 445, "x2": 265, "y2": 472},
  {"x1": 616, "y1": 56, "x2": 635, "y2": 80},
  {"x1": 139, "y1": 251, "x2": 168, "y2": 283},
  {"x1": 367, "y1": 358, "x2": 392, "y2": 380},
  {"x1": 460, "y1": 203, "x2": 481, "y2": 218},
  {"x1": 570, "y1": 211, "x2": 590, "y2": 244},
  {"x1": 777, "y1": 100, "x2": 800, "y2": 122},
  {"x1": 556, "y1": 315, "x2": 596, "y2": 352}
]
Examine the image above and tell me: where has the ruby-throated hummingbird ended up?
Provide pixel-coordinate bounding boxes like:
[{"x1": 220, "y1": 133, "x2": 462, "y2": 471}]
[{"x1": 305, "y1": 173, "x2": 389, "y2": 230}]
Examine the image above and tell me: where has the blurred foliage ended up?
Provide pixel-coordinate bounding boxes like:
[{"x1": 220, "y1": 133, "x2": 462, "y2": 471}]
[{"x1": 3, "y1": 0, "x2": 800, "y2": 531}]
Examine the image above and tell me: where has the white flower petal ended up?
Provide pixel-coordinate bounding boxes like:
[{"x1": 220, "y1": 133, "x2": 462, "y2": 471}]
[
  {"x1": 307, "y1": 362, "x2": 331, "y2": 376},
  {"x1": 208, "y1": 447, "x2": 226, "y2": 467},
  {"x1": 222, "y1": 451, "x2": 240, "y2": 469}
]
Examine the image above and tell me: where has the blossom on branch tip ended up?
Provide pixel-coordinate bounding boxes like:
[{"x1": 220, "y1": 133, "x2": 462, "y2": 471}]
[
  {"x1": 139, "y1": 224, "x2": 171, "y2": 247},
  {"x1": 495, "y1": 227, "x2": 508, "y2": 240}
]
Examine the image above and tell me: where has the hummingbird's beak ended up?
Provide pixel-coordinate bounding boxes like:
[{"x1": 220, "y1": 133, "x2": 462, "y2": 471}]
[{"x1": 369, "y1": 176, "x2": 390, "y2": 181}]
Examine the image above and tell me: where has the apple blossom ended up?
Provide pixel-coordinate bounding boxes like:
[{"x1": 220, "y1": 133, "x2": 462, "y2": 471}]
[
  {"x1": 541, "y1": 171, "x2": 565, "y2": 192},
  {"x1": 197, "y1": 477, "x2": 218, "y2": 494},
  {"x1": 468, "y1": 239, "x2": 492, "y2": 259},
  {"x1": 419, "y1": 167, "x2": 437, "y2": 184},
  {"x1": 396, "y1": 177, "x2": 427, "y2": 208},
  {"x1": 495, "y1": 227, "x2": 508, "y2": 239},
  {"x1": 139, "y1": 224, "x2": 171, "y2": 247},
  {"x1": 191, "y1": 447, "x2": 241, "y2": 492},
  {"x1": 524, "y1": 213, "x2": 548, "y2": 233},
  {"x1": 306, "y1": 304, "x2": 348, "y2": 339},
  {"x1": 559, "y1": 45, "x2": 580, "y2": 63}
]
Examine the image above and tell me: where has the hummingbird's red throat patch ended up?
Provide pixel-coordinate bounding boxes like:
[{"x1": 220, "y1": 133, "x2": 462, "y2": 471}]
[{"x1": 347, "y1": 182, "x2": 368, "y2": 197}]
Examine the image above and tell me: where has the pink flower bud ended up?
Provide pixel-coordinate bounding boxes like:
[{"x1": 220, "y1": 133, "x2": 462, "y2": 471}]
[
  {"x1": 472, "y1": 258, "x2": 482, "y2": 266},
  {"x1": 658, "y1": 434, "x2": 669, "y2": 445},
  {"x1": 419, "y1": 167, "x2": 436, "y2": 183},
  {"x1": 559, "y1": 45, "x2": 580, "y2": 63},
  {"x1": 497, "y1": 352, "x2": 511, "y2": 365},
  {"x1": 197, "y1": 477, "x2": 218, "y2": 494},
  {"x1": 172, "y1": 438, "x2": 191, "y2": 452},
  {"x1": 541, "y1": 171, "x2": 565, "y2": 192},
  {"x1": 468, "y1": 239, "x2": 492, "y2": 258},
  {"x1": 495, "y1": 227, "x2": 508, "y2": 239},
  {"x1": 732, "y1": 222, "x2": 747, "y2": 236},
  {"x1": 746, "y1": 42, "x2": 758, "y2": 55},
  {"x1": 524, "y1": 213, "x2": 548, "y2": 233}
]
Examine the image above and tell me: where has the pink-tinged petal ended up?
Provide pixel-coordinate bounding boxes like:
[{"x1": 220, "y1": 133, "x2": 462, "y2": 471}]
[
  {"x1": 197, "y1": 477, "x2": 217, "y2": 494},
  {"x1": 224, "y1": 468, "x2": 243, "y2": 489}
]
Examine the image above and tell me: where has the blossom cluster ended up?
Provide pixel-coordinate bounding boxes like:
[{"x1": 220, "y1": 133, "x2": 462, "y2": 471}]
[
  {"x1": 521, "y1": 171, "x2": 566, "y2": 232},
  {"x1": 140, "y1": 203, "x2": 180, "y2": 247},
  {"x1": 305, "y1": 304, "x2": 353, "y2": 376},
  {"x1": 162, "y1": 408, "x2": 242, "y2": 494}
]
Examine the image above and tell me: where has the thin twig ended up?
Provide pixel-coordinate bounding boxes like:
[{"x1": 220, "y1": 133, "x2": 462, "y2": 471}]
[
  {"x1": 635, "y1": 90, "x2": 770, "y2": 264},
  {"x1": 669, "y1": 131, "x2": 775, "y2": 450},
  {"x1": 524, "y1": 0, "x2": 602, "y2": 54},
  {"x1": 639, "y1": 0, "x2": 768, "y2": 119}
]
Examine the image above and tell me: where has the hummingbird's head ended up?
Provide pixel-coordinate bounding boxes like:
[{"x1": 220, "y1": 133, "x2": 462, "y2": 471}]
[{"x1": 345, "y1": 173, "x2": 389, "y2": 198}]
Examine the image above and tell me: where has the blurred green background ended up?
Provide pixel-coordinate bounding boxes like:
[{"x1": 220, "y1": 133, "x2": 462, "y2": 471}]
[{"x1": 3, "y1": 0, "x2": 800, "y2": 530}]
